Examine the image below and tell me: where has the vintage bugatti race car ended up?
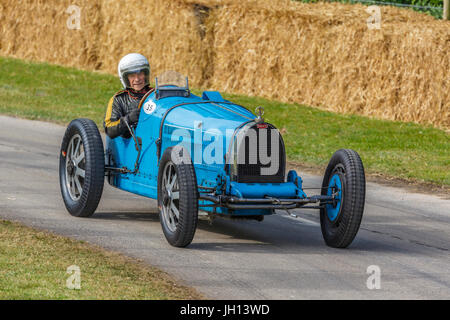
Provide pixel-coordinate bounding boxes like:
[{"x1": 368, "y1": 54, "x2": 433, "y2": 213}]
[{"x1": 59, "y1": 72, "x2": 366, "y2": 248}]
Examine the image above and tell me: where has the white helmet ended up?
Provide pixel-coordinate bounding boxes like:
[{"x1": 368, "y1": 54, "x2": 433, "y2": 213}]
[{"x1": 117, "y1": 53, "x2": 150, "y2": 89}]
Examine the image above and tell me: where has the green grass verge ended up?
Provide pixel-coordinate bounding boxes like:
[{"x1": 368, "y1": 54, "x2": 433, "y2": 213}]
[
  {"x1": 0, "y1": 220, "x2": 203, "y2": 299},
  {"x1": 0, "y1": 56, "x2": 448, "y2": 186}
]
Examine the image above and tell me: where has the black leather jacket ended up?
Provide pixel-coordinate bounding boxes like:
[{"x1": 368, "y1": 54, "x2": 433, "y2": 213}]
[{"x1": 103, "y1": 86, "x2": 153, "y2": 139}]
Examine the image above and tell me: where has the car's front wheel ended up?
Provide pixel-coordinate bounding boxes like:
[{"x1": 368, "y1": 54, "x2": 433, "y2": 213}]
[
  {"x1": 157, "y1": 146, "x2": 198, "y2": 247},
  {"x1": 320, "y1": 149, "x2": 365, "y2": 248},
  {"x1": 59, "y1": 118, "x2": 105, "y2": 217}
]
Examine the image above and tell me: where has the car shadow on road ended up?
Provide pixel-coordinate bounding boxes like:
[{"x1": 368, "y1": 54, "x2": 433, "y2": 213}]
[
  {"x1": 90, "y1": 211, "x2": 327, "y2": 253},
  {"x1": 92, "y1": 211, "x2": 160, "y2": 222},
  {"x1": 191, "y1": 217, "x2": 418, "y2": 255},
  {"x1": 89, "y1": 211, "x2": 426, "y2": 255}
]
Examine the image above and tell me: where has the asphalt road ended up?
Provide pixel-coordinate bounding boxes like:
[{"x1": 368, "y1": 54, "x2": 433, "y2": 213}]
[{"x1": 0, "y1": 115, "x2": 449, "y2": 299}]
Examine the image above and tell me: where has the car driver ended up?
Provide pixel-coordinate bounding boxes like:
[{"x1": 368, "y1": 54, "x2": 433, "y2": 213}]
[{"x1": 103, "y1": 53, "x2": 153, "y2": 139}]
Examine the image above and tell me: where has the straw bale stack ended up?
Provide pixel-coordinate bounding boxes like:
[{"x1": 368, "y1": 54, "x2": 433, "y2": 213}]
[
  {"x1": 209, "y1": 0, "x2": 449, "y2": 128},
  {"x1": 0, "y1": 0, "x2": 102, "y2": 69},
  {"x1": 0, "y1": 0, "x2": 206, "y2": 81},
  {"x1": 0, "y1": 0, "x2": 448, "y2": 128}
]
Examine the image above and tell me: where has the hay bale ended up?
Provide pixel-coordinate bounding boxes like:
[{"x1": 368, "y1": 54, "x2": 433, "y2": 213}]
[
  {"x1": 97, "y1": 0, "x2": 207, "y2": 85},
  {"x1": 0, "y1": 0, "x2": 448, "y2": 128},
  {"x1": 209, "y1": 0, "x2": 449, "y2": 128},
  {"x1": 0, "y1": 0, "x2": 206, "y2": 85},
  {"x1": 0, "y1": 0, "x2": 103, "y2": 69}
]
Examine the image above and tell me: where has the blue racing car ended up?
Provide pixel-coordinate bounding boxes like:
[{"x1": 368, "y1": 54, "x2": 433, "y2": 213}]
[{"x1": 59, "y1": 72, "x2": 366, "y2": 248}]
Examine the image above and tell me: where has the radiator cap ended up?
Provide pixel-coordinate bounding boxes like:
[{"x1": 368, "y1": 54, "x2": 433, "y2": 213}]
[{"x1": 255, "y1": 106, "x2": 265, "y2": 123}]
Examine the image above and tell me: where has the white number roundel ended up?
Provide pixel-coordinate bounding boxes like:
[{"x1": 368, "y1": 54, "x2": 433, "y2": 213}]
[{"x1": 143, "y1": 101, "x2": 156, "y2": 115}]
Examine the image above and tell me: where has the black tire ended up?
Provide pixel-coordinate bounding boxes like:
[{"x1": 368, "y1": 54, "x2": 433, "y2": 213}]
[
  {"x1": 157, "y1": 146, "x2": 198, "y2": 247},
  {"x1": 320, "y1": 149, "x2": 365, "y2": 248},
  {"x1": 59, "y1": 118, "x2": 105, "y2": 217}
]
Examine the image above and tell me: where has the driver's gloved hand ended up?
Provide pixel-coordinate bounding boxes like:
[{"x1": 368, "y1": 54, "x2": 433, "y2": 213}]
[{"x1": 125, "y1": 108, "x2": 140, "y2": 125}]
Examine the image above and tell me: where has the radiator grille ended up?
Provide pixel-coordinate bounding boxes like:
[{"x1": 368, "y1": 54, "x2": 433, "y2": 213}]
[{"x1": 232, "y1": 123, "x2": 285, "y2": 183}]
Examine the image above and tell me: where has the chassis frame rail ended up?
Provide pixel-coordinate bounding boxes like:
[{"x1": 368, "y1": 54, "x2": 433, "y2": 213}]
[{"x1": 199, "y1": 194, "x2": 336, "y2": 210}]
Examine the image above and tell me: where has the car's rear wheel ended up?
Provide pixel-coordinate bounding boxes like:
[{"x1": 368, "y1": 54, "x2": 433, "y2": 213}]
[
  {"x1": 59, "y1": 118, "x2": 104, "y2": 217},
  {"x1": 320, "y1": 149, "x2": 365, "y2": 248},
  {"x1": 158, "y1": 146, "x2": 198, "y2": 247}
]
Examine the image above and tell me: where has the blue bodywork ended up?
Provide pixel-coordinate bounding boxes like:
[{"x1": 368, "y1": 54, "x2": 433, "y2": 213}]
[
  {"x1": 105, "y1": 89, "x2": 321, "y2": 217},
  {"x1": 326, "y1": 174, "x2": 342, "y2": 221}
]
